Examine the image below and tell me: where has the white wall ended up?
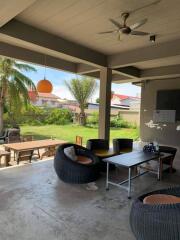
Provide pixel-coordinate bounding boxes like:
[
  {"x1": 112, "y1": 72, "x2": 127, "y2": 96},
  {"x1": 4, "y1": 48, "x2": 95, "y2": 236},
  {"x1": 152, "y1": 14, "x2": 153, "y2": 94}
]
[{"x1": 140, "y1": 78, "x2": 180, "y2": 166}]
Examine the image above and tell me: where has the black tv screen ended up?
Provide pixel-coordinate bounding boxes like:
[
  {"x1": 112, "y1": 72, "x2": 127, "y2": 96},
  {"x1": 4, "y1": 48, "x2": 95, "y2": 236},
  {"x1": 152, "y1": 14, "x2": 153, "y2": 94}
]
[{"x1": 156, "y1": 89, "x2": 180, "y2": 120}]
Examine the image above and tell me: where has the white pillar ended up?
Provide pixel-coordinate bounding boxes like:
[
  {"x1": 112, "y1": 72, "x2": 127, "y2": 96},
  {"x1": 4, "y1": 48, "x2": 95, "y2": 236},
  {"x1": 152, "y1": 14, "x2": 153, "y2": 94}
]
[{"x1": 99, "y1": 67, "x2": 112, "y2": 140}]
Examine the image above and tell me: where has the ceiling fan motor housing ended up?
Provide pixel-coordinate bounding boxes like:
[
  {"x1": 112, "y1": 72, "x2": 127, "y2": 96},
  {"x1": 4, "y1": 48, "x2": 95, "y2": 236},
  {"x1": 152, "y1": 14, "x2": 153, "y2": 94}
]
[{"x1": 122, "y1": 27, "x2": 131, "y2": 34}]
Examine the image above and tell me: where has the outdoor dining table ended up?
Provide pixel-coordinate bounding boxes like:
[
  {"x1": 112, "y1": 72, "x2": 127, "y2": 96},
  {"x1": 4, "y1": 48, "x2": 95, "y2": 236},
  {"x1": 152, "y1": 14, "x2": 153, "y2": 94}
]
[
  {"x1": 103, "y1": 151, "x2": 173, "y2": 199},
  {"x1": 3, "y1": 139, "x2": 67, "y2": 165}
]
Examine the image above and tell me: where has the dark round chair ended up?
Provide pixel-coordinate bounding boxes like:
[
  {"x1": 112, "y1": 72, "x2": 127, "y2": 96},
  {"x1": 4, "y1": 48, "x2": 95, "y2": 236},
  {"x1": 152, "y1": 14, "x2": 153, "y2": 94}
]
[
  {"x1": 113, "y1": 138, "x2": 133, "y2": 154},
  {"x1": 86, "y1": 139, "x2": 115, "y2": 171},
  {"x1": 54, "y1": 143, "x2": 100, "y2": 184},
  {"x1": 130, "y1": 187, "x2": 180, "y2": 240},
  {"x1": 86, "y1": 139, "x2": 109, "y2": 151}
]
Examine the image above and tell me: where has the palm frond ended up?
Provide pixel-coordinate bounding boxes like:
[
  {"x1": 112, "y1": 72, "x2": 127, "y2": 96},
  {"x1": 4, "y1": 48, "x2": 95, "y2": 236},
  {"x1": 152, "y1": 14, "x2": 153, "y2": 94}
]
[
  {"x1": 13, "y1": 69, "x2": 36, "y2": 91},
  {"x1": 65, "y1": 77, "x2": 97, "y2": 109},
  {"x1": 15, "y1": 63, "x2": 37, "y2": 72}
]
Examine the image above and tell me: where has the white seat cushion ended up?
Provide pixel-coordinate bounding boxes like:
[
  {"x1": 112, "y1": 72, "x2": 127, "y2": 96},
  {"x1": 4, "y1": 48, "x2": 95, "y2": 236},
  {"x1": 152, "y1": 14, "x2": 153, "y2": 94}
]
[{"x1": 64, "y1": 146, "x2": 77, "y2": 161}]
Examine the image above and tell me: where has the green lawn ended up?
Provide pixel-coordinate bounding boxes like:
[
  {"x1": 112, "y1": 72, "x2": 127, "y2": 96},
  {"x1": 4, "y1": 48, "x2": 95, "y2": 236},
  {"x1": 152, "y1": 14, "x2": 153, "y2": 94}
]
[{"x1": 21, "y1": 124, "x2": 139, "y2": 145}]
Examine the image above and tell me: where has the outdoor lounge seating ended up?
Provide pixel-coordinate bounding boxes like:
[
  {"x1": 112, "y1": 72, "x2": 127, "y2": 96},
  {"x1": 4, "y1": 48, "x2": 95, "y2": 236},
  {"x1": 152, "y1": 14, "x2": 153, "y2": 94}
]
[
  {"x1": 113, "y1": 138, "x2": 133, "y2": 154},
  {"x1": 54, "y1": 143, "x2": 100, "y2": 184},
  {"x1": 0, "y1": 129, "x2": 9, "y2": 143},
  {"x1": 130, "y1": 186, "x2": 180, "y2": 240},
  {"x1": 159, "y1": 145, "x2": 177, "y2": 172},
  {"x1": 86, "y1": 139, "x2": 109, "y2": 151},
  {"x1": 86, "y1": 139, "x2": 116, "y2": 171},
  {"x1": 5, "y1": 128, "x2": 21, "y2": 143}
]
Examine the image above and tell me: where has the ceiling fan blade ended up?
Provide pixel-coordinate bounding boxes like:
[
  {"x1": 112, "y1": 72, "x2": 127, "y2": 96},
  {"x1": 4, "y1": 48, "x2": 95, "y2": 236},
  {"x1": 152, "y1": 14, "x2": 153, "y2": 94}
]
[
  {"x1": 98, "y1": 30, "x2": 116, "y2": 34},
  {"x1": 131, "y1": 31, "x2": 149, "y2": 36},
  {"x1": 129, "y1": 0, "x2": 161, "y2": 15},
  {"x1": 130, "y1": 18, "x2": 148, "y2": 30},
  {"x1": 117, "y1": 33, "x2": 121, "y2": 41},
  {"x1": 109, "y1": 18, "x2": 123, "y2": 29}
]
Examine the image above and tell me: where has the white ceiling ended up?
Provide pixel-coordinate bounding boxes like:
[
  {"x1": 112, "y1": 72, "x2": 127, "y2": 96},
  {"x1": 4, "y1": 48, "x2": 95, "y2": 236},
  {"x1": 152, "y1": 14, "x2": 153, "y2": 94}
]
[{"x1": 16, "y1": 0, "x2": 180, "y2": 55}]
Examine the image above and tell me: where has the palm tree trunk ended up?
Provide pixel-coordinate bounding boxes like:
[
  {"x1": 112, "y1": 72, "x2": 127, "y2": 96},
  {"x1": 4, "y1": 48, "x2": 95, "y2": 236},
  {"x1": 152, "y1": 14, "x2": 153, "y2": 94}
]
[
  {"x1": 0, "y1": 101, "x2": 4, "y2": 134},
  {"x1": 79, "y1": 107, "x2": 86, "y2": 126}
]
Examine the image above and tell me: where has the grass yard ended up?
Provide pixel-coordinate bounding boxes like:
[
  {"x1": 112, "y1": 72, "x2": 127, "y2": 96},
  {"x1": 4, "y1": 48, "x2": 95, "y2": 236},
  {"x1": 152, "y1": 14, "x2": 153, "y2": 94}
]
[{"x1": 21, "y1": 124, "x2": 139, "y2": 145}]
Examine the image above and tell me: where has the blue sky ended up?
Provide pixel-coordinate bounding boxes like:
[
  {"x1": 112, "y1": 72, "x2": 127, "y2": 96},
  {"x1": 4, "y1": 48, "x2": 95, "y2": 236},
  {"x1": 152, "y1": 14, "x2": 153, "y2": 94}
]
[{"x1": 23, "y1": 63, "x2": 141, "y2": 101}]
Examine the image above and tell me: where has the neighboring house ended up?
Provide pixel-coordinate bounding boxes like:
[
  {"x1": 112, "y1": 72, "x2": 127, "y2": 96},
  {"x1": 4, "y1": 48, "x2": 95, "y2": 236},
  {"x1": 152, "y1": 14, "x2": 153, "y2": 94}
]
[
  {"x1": 59, "y1": 99, "x2": 79, "y2": 112},
  {"x1": 88, "y1": 103, "x2": 129, "y2": 110},
  {"x1": 28, "y1": 91, "x2": 62, "y2": 108},
  {"x1": 111, "y1": 94, "x2": 140, "y2": 110}
]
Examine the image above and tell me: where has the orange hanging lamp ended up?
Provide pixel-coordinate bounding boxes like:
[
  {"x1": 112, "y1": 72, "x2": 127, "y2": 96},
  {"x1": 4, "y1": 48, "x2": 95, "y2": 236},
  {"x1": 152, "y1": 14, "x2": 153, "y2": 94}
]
[
  {"x1": 37, "y1": 55, "x2": 53, "y2": 93},
  {"x1": 37, "y1": 79, "x2": 53, "y2": 93}
]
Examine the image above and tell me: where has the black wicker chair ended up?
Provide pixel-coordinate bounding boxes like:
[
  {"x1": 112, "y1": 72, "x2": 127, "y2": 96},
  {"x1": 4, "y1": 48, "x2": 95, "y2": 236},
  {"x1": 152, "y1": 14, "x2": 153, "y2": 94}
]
[
  {"x1": 113, "y1": 138, "x2": 133, "y2": 154},
  {"x1": 86, "y1": 139, "x2": 109, "y2": 151},
  {"x1": 0, "y1": 129, "x2": 8, "y2": 142},
  {"x1": 54, "y1": 143, "x2": 100, "y2": 184},
  {"x1": 5, "y1": 128, "x2": 21, "y2": 143},
  {"x1": 86, "y1": 139, "x2": 115, "y2": 171},
  {"x1": 130, "y1": 187, "x2": 180, "y2": 240}
]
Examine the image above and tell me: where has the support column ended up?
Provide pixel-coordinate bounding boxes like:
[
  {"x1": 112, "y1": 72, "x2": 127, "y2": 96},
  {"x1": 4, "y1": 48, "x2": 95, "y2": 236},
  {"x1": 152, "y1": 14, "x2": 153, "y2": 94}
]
[{"x1": 99, "y1": 67, "x2": 112, "y2": 140}]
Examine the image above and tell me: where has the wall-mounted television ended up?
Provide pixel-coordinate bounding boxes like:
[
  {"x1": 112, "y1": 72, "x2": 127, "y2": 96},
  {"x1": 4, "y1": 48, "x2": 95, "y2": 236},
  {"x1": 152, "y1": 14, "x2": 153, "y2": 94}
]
[{"x1": 156, "y1": 89, "x2": 180, "y2": 121}]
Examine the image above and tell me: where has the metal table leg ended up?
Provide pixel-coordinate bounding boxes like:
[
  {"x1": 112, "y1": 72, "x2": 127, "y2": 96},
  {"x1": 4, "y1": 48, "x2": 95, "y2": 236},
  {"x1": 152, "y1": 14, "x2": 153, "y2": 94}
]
[
  {"x1": 128, "y1": 167, "x2": 132, "y2": 199},
  {"x1": 158, "y1": 155, "x2": 162, "y2": 181},
  {"x1": 106, "y1": 162, "x2": 109, "y2": 190}
]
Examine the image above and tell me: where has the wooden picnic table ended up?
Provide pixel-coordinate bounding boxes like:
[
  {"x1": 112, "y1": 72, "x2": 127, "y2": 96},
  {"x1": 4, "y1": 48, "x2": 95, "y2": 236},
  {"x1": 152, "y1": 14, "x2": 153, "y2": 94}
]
[{"x1": 3, "y1": 139, "x2": 67, "y2": 164}]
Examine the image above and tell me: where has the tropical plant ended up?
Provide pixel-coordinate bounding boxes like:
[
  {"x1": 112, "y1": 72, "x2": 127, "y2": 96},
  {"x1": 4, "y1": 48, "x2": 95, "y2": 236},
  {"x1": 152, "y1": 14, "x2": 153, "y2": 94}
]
[
  {"x1": 65, "y1": 77, "x2": 97, "y2": 125},
  {"x1": 0, "y1": 57, "x2": 36, "y2": 132},
  {"x1": 46, "y1": 108, "x2": 73, "y2": 125}
]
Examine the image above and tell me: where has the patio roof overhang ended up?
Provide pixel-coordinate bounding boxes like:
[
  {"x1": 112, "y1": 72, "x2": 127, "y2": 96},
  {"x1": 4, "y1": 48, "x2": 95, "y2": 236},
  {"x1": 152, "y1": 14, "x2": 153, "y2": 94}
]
[{"x1": 0, "y1": 0, "x2": 180, "y2": 139}]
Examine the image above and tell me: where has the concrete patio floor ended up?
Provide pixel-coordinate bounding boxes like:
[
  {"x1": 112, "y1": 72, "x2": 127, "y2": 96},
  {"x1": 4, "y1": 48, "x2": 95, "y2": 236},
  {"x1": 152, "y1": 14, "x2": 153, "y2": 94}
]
[{"x1": 0, "y1": 160, "x2": 179, "y2": 240}]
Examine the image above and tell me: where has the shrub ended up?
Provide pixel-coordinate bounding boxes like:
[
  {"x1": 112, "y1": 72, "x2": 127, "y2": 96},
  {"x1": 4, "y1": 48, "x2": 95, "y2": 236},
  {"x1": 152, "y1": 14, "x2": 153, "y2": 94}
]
[
  {"x1": 86, "y1": 112, "x2": 99, "y2": 127},
  {"x1": 46, "y1": 108, "x2": 73, "y2": 125},
  {"x1": 110, "y1": 116, "x2": 131, "y2": 128},
  {"x1": 4, "y1": 104, "x2": 73, "y2": 126},
  {"x1": 86, "y1": 112, "x2": 137, "y2": 129}
]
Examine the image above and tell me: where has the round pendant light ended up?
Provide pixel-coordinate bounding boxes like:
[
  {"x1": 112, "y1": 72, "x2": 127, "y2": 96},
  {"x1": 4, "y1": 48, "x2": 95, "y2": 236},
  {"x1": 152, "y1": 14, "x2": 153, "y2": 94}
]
[
  {"x1": 37, "y1": 55, "x2": 53, "y2": 93},
  {"x1": 37, "y1": 79, "x2": 53, "y2": 93}
]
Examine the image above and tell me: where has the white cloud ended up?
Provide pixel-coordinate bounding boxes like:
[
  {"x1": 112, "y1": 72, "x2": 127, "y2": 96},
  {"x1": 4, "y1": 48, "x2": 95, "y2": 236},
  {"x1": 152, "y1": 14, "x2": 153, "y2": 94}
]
[{"x1": 53, "y1": 85, "x2": 74, "y2": 100}]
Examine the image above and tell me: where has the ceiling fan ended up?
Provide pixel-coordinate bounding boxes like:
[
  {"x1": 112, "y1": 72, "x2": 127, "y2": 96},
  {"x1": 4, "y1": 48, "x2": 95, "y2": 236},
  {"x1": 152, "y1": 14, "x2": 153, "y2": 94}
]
[{"x1": 98, "y1": 12, "x2": 149, "y2": 41}]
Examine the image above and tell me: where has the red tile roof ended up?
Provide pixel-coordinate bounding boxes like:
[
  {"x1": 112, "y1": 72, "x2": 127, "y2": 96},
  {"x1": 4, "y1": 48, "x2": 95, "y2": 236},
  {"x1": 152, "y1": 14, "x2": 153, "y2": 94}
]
[
  {"x1": 28, "y1": 91, "x2": 60, "y2": 100},
  {"x1": 112, "y1": 94, "x2": 140, "y2": 100}
]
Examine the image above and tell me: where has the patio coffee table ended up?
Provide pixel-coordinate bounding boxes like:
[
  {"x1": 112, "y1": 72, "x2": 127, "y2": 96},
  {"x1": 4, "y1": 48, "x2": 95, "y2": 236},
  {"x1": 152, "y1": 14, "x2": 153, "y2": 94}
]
[
  {"x1": 104, "y1": 151, "x2": 172, "y2": 199},
  {"x1": 4, "y1": 139, "x2": 67, "y2": 164}
]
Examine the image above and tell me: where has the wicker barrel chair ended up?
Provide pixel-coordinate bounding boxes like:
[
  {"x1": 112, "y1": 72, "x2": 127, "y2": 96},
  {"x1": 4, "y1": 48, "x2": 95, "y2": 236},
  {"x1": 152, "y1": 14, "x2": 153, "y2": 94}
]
[
  {"x1": 130, "y1": 187, "x2": 180, "y2": 240},
  {"x1": 54, "y1": 143, "x2": 100, "y2": 184}
]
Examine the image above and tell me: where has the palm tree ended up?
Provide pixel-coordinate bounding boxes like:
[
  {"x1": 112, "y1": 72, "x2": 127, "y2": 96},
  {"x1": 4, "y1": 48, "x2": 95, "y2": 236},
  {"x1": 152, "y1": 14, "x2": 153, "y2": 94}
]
[
  {"x1": 65, "y1": 77, "x2": 97, "y2": 125},
  {"x1": 0, "y1": 57, "x2": 36, "y2": 133}
]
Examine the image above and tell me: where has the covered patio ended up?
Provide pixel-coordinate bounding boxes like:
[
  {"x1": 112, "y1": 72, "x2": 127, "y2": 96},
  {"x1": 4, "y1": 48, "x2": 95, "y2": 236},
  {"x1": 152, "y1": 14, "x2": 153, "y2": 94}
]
[
  {"x1": 0, "y1": 0, "x2": 180, "y2": 239},
  {"x1": 0, "y1": 159, "x2": 179, "y2": 240},
  {"x1": 1, "y1": 0, "x2": 180, "y2": 141}
]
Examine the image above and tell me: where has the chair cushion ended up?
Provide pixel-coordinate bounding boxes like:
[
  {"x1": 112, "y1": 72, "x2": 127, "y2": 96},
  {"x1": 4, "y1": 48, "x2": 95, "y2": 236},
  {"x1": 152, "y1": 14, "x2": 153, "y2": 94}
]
[
  {"x1": 143, "y1": 194, "x2": 180, "y2": 205},
  {"x1": 64, "y1": 146, "x2": 77, "y2": 161},
  {"x1": 77, "y1": 155, "x2": 92, "y2": 165}
]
